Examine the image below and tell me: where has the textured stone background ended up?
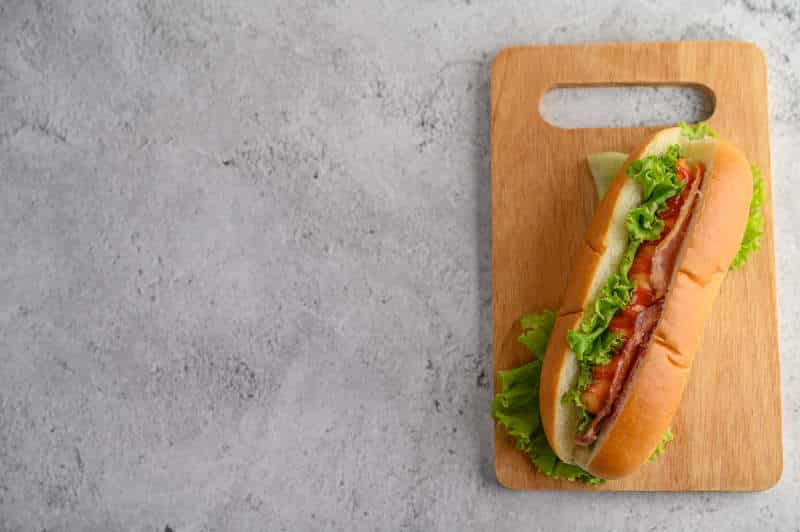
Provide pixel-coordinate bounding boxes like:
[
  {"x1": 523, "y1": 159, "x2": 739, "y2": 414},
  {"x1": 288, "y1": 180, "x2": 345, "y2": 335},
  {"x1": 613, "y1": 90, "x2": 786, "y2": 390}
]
[{"x1": 1, "y1": 1, "x2": 798, "y2": 531}]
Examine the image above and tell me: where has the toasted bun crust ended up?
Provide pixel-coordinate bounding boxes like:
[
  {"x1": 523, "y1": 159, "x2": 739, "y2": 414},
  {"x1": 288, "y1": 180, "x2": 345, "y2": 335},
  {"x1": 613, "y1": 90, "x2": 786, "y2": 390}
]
[{"x1": 540, "y1": 127, "x2": 752, "y2": 479}]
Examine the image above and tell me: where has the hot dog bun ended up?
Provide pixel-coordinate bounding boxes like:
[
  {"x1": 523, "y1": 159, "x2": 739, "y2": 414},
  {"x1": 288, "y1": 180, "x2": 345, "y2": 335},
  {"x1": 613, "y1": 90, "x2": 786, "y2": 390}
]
[{"x1": 540, "y1": 127, "x2": 752, "y2": 479}]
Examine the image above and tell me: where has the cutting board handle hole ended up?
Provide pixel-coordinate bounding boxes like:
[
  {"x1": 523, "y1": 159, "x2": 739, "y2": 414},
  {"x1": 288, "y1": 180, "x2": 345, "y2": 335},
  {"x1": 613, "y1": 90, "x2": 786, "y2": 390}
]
[{"x1": 539, "y1": 84, "x2": 715, "y2": 129}]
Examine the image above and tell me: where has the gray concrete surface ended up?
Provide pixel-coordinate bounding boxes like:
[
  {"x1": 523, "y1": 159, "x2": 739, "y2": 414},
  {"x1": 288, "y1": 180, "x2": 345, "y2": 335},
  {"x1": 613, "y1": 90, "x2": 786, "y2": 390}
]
[{"x1": 0, "y1": 0, "x2": 798, "y2": 530}]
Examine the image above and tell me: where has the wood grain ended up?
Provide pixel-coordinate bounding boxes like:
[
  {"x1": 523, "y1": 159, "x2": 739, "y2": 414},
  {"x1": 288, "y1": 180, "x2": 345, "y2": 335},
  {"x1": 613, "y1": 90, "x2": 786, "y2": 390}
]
[{"x1": 491, "y1": 41, "x2": 782, "y2": 491}]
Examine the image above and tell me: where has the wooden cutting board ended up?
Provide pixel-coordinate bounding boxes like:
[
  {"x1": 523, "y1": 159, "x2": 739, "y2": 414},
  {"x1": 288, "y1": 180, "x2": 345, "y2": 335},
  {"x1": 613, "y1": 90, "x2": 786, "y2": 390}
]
[{"x1": 491, "y1": 41, "x2": 782, "y2": 491}]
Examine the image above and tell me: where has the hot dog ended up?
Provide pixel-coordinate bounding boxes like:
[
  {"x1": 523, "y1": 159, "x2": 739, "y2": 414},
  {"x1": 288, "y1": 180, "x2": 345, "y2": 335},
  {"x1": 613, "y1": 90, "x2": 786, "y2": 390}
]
[{"x1": 539, "y1": 125, "x2": 753, "y2": 479}]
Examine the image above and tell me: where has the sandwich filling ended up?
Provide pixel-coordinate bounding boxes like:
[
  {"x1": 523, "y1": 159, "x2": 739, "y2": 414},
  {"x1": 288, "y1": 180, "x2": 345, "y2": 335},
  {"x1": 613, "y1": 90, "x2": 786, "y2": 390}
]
[{"x1": 565, "y1": 146, "x2": 707, "y2": 445}]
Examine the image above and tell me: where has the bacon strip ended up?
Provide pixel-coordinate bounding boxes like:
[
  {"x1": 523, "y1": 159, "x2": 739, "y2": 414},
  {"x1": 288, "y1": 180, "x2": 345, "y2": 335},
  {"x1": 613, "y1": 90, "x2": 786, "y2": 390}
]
[
  {"x1": 576, "y1": 301, "x2": 663, "y2": 445},
  {"x1": 651, "y1": 164, "x2": 704, "y2": 297}
]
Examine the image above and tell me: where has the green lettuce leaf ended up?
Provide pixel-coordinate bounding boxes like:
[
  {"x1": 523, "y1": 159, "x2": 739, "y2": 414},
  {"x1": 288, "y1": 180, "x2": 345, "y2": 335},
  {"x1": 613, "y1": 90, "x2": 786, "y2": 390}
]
[
  {"x1": 518, "y1": 310, "x2": 556, "y2": 358},
  {"x1": 679, "y1": 121, "x2": 716, "y2": 140},
  {"x1": 626, "y1": 203, "x2": 666, "y2": 242},
  {"x1": 567, "y1": 273, "x2": 633, "y2": 360},
  {"x1": 618, "y1": 238, "x2": 640, "y2": 276},
  {"x1": 647, "y1": 427, "x2": 674, "y2": 463},
  {"x1": 625, "y1": 144, "x2": 682, "y2": 199},
  {"x1": 730, "y1": 164, "x2": 765, "y2": 269},
  {"x1": 491, "y1": 362, "x2": 541, "y2": 444},
  {"x1": 491, "y1": 311, "x2": 603, "y2": 485},
  {"x1": 561, "y1": 388, "x2": 590, "y2": 433},
  {"x1": 529, "y1": 432, "x2": 603, "y2": 484}
]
